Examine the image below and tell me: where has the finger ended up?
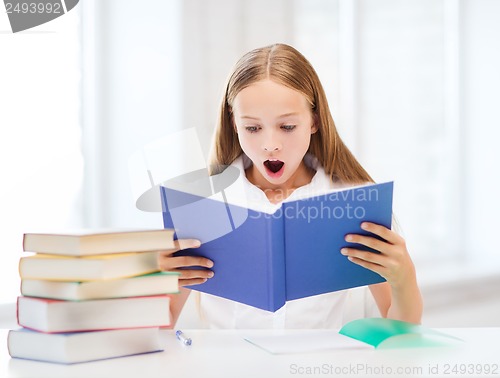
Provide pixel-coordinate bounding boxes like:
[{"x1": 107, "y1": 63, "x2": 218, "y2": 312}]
[
  {"x1": 341, "y1": 247, "x2": 386, "y2": 266},
  {"x1": 360, "y1": 222, "x2": 403, "y2": 245},
  {"x1": 157, "y1": 239, "x2": 201, "y2": 256},
  {"x1": 175, "y1": 255, "x2": 214, "y2": 269},
  {"x1": 346, "y1": 255, "x2": 387, "y2": 277},
  {"x1": 172, "y1": 238, "x2": 202, "y2": 251},
  {"x1": 173, "y1": 268, "x2": 214, "y2": 280},
  {"x1": 179, "y1": 278, "x2": 208, "y2": 287},
  {"x1": 158, "y1": 255, "x2": 213, "y2": 270},
  {"x1": 345, "y1": 233, "x2": 389, "y2": 254}
]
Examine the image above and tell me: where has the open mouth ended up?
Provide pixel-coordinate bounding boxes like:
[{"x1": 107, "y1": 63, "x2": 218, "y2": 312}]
[{"x1": 264, "y1": 159, "x2": 285, "y2": 175}]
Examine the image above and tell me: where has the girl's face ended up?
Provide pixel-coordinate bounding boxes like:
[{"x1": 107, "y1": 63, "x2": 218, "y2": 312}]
[{"x1": 232, "y1": 79, "x2": 317, "y2": 191}]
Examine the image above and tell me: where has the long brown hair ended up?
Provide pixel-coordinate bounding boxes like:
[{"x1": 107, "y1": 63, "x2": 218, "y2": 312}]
[{"x1": 209, "y1": 43, "x2": 372, "y2": 185}]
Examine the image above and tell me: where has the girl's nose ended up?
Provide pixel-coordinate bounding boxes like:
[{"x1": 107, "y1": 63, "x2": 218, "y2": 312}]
[
  {"x1": 262, "y1": 132, "x2": 282, "y2": 151},
  {"x1": 264, "y1": 145, "x2": 279, "y2": 151}
]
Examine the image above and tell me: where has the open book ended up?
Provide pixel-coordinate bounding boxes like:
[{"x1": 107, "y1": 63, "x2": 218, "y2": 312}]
[{"x1": 161, "y1": 181, "x2": 393, "y2": 312}]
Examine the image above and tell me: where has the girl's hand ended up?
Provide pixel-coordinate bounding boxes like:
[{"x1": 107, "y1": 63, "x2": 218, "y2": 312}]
[
  {"x1": 158, "y1": 239, "x2": 214, "y2": 287},
  {"x1": 340, "y1": 222, "x2": 416, "y2": 289}
]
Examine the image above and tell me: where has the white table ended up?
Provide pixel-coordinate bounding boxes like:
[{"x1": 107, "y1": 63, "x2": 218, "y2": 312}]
[{"x1": 2, "y1": 328, "x2": 499, "y2": 378}]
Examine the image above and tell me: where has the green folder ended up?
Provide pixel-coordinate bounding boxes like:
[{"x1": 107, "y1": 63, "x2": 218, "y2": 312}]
[{"x1": 340, "y1": 318, "x2": 462, "y2": 348}]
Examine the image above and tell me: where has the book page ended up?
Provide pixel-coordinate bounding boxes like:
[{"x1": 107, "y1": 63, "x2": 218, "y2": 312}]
[{"x1": 244, "y1": 330, "x2": 373, "y2": 354}]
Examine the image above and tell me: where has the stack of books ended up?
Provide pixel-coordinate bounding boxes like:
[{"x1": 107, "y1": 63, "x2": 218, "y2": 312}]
[{"x1": 7, "y1": 229, "x2": 179, "y2": 364}]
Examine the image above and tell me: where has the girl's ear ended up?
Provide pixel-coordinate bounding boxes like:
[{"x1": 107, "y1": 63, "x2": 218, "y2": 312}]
[
  {"x1": 229, "y1": 106, "x2": 237, "y2": 133},
  {"x1": 311, "y1": 113, "x2": 319, "y2": 134}
]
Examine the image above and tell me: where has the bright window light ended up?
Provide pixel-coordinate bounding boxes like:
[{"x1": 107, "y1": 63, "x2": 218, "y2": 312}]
[{"x1": 0, "y1": 7, "x2": 83, "y2": 303}]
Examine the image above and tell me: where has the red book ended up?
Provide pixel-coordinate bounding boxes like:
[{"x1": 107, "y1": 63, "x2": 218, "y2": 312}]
[{"x1": 17, "y1": 295, "x2": 170, "y2": 333}]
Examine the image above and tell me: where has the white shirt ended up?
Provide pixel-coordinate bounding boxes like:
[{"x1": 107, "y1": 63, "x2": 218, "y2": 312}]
[{"x1": 198, "y1": 154, "x2": 380, "y2": 329}]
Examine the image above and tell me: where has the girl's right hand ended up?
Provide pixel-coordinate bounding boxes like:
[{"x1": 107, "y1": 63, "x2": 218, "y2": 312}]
[{"x1": 157, "y1": 239, "x2": 214, "y2": 286}]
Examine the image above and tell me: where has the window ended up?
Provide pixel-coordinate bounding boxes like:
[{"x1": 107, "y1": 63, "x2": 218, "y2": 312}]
[
  {"x1": 290, "y1": 0, "x2": 500, "y2": 268},
  {"x1": 356, "y1": 0, "x2": 452, "y2": 262}
]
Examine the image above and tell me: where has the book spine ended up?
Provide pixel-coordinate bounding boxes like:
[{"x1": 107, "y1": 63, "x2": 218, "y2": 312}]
[
  {"x1": 22, "y1": 234, "x2": 27, "y2": 252},
  {"x1": 160, "y1": 186, "x2": 175, "y2": 229},
  {"x1": 15, "y1": 297, "x2": 20, "y2": 326},
  {"x1": 267, "y1": 214, "x2": 286, "y2": 312},
  {"x1": 7, "y1": 330, "x2": 13, "y2": 358}
]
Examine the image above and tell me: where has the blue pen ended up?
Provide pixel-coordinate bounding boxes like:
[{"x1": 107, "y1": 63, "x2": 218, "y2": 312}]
[{"x1": 175, "y1": 330, "x2": 192, "y2": 346}]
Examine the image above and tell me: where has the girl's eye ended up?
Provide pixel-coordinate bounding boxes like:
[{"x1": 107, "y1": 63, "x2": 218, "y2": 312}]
[
  {"x1": 245, "y1": 126, "x2": 260, "y2": 133},
  {"x1": 281, "y1": 125, "x2": 296, "y2": 132}
]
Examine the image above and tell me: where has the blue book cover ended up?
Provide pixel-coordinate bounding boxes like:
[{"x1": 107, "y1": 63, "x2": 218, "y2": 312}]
[{"x1": 161, "y1": 181, "x2": 393, "y2": 312}]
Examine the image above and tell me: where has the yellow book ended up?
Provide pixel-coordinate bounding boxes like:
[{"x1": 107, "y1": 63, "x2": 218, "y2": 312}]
[
  {"x1": 21, "y1": 272, "x2": 179, "y2": 301},
  {"x1": 19, "y1": 252, "x2": 161, "y2": 281}
]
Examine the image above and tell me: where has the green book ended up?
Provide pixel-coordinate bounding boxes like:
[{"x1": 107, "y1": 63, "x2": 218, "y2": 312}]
[{"x1": 339, "y1": 318, "x2": 462, "y2": 348}]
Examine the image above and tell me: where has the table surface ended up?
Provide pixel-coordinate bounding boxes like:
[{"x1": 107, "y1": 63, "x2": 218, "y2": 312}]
[{"x1": 2, "y1": 328, "x2": 500, "y2": 378}]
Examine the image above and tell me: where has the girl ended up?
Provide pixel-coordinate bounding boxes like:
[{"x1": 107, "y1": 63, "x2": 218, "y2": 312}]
[{"x1": 159, "y1": 43, "x2": 422, "y2": 328}]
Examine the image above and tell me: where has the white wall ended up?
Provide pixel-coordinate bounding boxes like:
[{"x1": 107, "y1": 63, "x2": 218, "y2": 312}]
[{"x1": 0, "y1": 7, "x2": 82, "y2": 303}]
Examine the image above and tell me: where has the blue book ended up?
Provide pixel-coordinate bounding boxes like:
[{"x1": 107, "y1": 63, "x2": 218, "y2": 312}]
[{"x1": 161, "y1": 181, "x2": 393, "y2": 312}]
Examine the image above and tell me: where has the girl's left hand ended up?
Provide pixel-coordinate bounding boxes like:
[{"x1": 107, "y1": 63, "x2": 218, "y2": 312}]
[{"x1": 340, "y1": 221, "x2": 416, "y2": 289}]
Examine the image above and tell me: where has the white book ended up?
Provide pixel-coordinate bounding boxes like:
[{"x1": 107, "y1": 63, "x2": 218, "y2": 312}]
[
  {"x1": 21, "y1": 272, "x2": 179, "y2": 301},
  {"x1": 23, "y1": 229, "x2": 175, "y2": 256},
  {"x1": 17, "y1": 295, "x2": 171, "y2": 333},
  {"x1": 8, "y1": 328, "x2": 163, "y2": 364}
]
